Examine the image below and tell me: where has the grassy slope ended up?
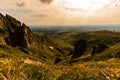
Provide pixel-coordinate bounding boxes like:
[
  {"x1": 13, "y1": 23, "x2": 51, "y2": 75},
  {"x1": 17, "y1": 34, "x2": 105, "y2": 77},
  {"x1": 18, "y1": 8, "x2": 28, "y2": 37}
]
[
  {"x1": 0, "y1": 31, "x2": 120, "y2": 80},
  {"x1": 0, "y1": 45, "x2": 120, "y2": 80}
]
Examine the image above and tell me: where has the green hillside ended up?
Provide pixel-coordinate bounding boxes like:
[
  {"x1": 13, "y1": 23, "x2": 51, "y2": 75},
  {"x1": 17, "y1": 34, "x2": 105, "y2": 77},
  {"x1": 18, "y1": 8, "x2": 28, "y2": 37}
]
[
  {"x1": 0, "y1": 13, "x2": 120, "y2": 80},
  {"x1": 0, "y1": 43, "x2": 120, "y2": 80}
]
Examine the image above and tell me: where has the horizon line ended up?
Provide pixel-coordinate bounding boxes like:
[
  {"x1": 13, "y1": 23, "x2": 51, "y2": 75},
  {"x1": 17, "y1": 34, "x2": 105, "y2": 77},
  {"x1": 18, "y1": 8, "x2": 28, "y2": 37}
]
[{"x1": 29, "y1": 23, "x2": 120, "y2": 27}]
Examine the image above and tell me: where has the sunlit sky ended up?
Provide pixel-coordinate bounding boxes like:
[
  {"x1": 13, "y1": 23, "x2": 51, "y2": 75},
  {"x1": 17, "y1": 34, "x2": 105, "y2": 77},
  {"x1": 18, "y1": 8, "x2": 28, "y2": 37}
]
[{"x1": 0, "y1": 0, "x2": 120, "y2": 25}]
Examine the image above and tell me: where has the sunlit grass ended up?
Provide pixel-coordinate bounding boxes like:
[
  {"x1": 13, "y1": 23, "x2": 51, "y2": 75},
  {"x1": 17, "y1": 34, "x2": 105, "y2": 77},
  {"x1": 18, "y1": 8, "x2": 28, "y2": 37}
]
[
  {"x1": 0, "y1": 57, "x2": 120, "y2": 80},
  {"x1": 0, "y1": 45, "x2": 120, "y2": 80}
]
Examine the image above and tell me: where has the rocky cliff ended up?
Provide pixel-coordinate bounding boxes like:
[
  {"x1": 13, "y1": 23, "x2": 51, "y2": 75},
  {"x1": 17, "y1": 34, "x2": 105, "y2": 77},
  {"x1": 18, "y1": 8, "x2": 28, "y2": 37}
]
[{"x1": 0, "y1": 13, "x2": 34, "y2": 49}]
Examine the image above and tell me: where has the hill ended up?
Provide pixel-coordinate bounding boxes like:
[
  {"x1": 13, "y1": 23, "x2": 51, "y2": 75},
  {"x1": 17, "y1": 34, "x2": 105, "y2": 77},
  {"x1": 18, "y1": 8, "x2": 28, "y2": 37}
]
[{"x1": 0, "y1": 13, "x2": 120, "y2": 79}]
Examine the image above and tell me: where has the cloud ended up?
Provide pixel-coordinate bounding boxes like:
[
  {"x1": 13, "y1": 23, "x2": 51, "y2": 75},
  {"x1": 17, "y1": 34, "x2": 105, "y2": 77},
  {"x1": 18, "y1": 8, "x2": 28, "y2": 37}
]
[
  {"x1": 64, "y1": 7, "x2": 84, "y2": 12},
  {"x1": 16, "y1": 2, "x2": 27, "y2": 7},
  {"x1": 1, "y1": 9, "x2": 34, "y2": 14},
  {"x1": 0, "y1": 0, "x2": 120, "y2": 25},
  {"x1": 115, "y1": 3, "x2": 120, "y2": 7},
  {"x1": 39, "y1": 0, "x2": 53, "y2": 4},
  {"x1": 31, "y1": 14, "x2": 47, "y2": 17}
]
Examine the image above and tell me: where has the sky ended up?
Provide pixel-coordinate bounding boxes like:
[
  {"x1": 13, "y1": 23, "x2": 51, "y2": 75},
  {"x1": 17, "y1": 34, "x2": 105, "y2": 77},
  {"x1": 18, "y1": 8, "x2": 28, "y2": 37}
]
[{"x1": 0, "y1": 0, "x2": 120, "y2": 25}]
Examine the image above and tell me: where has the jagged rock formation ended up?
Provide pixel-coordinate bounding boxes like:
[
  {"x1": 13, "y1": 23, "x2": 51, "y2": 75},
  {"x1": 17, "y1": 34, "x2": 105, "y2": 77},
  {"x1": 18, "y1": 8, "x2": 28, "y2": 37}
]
[
  {"x1": 72, "y1": 39, "x2": 87, "y2": 59},
  {"x1": 0, "y1": 13, "x2": 34, "y2": 48},
  {"x1": 9, "y1": 23, "x2": 34, "y2": 48},
  {"x1": 0, "y1": 13, "x2": 10, "y2": 45},
  {"x1": 0, "y1": 13, "x2": 10, "y2": 32}
]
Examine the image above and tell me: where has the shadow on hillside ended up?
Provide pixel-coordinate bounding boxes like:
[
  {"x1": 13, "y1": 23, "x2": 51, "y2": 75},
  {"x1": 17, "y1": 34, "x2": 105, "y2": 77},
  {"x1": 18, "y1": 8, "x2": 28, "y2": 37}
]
[{"x1": 70, "y1": 55, "x2": 92, "y2": 63}]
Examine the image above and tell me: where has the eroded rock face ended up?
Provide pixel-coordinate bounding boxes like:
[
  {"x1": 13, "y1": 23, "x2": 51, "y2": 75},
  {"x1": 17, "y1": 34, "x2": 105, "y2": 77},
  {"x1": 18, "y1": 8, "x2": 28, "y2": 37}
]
[
  {"x1": 6, "y1": 14, "x2": 21, "y2": 33},
  {"x1": 0, "y1": 13, "x2": 34, "y2": 48},
  {"x1": 0, "y1": 13, "x2": 11, "y2": 45},
  {"x1": 11, "y1": 23, "x2": 34, "y2": 48},
  {"x1": 0, "y1": 13, "x2": 9, "y2": 32},
  {"x1": 72, "y1": 39, "x2": 87, "y2": 59}
]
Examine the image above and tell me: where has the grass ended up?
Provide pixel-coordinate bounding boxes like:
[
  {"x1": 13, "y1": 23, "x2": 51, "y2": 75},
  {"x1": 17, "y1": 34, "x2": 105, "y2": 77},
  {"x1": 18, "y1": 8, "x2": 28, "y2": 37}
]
[
  {"x1": 0, "y1": 45, "x2": 120, "y2": 80},
  {"x1": 1, "y1": 31, "x2": 120, "y2": 80},
  {"x1": 1, "y1": 57, "x2": 120, "y2": 80},
  {"x1": 93, "y1": 42, "x2": 120, "y2": 61}
]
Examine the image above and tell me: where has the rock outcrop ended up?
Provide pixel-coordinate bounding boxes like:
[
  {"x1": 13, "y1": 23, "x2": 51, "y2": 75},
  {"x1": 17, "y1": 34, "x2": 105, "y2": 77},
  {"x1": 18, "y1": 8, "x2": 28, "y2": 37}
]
[
  {"x1": 0, "y1": 13, "x2": 10, "y2": 32},
  {"x1": 91, "y1": 43, "x2": 109, "y2": 57},
  {"x1": 0, "y1": 13, "x2": 34, "y2": 49},
  {"x1": 54, "y1": 57, "x2": 62, "y2": 64},
  {"x1": 96, "y1": 43, "x2": 109, "y2": 53},
  {"x1": 10, "y1": 23, "x2": 33, "y2": 48},
  {"x1": 6, "y1": 14, "x2": 21, "y2": 33},
  {"x1": 0, "y1": 13, "x2": 11, "y2": 45},
  {"x1": 72, "y1": 39, "x2": 87, "y2": 59},
  {"x1": 91, "y1": 46, "x2": 97, "y2": 57}
]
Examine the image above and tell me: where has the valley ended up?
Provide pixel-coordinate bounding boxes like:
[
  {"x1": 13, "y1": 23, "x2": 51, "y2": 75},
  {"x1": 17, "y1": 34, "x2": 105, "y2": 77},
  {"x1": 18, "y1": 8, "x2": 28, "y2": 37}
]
[{"x1": 0, "y1": 13, "x2": 120, "y2": 80}]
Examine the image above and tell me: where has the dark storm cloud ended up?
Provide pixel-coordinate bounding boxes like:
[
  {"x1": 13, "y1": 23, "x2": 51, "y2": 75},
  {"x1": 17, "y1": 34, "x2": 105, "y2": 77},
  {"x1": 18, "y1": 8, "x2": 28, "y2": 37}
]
[{"x1": 39, "y1": 0, "x2": 53, "y2": 4}]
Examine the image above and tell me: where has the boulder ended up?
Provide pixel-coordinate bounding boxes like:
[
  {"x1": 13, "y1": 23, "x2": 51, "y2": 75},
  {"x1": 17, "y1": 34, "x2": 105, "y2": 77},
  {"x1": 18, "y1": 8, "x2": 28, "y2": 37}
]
[{"x1": 72, "y1": 39, "x2": 87, "y2": 59}]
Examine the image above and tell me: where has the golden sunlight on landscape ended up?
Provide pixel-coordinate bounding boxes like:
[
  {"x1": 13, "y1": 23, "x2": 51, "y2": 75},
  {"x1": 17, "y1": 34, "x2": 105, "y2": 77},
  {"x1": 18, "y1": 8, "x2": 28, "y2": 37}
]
[{"x1": 1, "y1": 0, "x2": 120, "y2": 80}]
